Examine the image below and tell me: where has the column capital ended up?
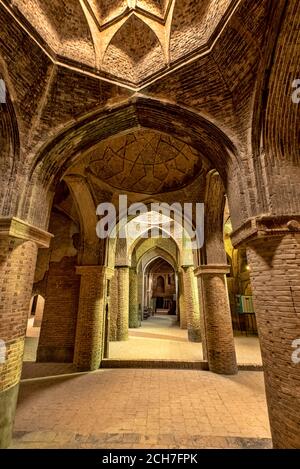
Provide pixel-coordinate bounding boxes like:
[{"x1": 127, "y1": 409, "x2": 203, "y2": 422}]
[
  {"x1": 231, "y1": 215, "x2": 300, "y2": 248},
  {"x1": 194, "y1": 265, "x2": 230, "y2": 277},
  {"x1": 0, "y1": 217, "x2": 53, "y2": 248}
]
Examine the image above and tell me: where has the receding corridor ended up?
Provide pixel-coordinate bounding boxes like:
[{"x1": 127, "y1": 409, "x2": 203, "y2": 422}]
[
  {"x1": 24, "y1": 315, "x2": 262, "y2": 368},
  {"x1": 109, "y1": 315, "x2": 262, "y2": 365}
]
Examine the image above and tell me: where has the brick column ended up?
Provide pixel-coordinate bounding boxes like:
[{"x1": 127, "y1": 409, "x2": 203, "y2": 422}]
[
  {"x1": 231, "y1": 216, "x2": 300, "y2": 448},
  {"x1": 0, "y1": 217, "x2": 52, "y2": 448},
  {"x1": 129, "y1": 268, "x2": 139, "y2": 328},
  {"x1": 116, "y1": 266, "x2": 129, "y2": 341},
  {"x1": 195, "y1": 265, "x2": 238, "y2": 375},
  {"x1": 195, "y1": 275, "x2": 208, "y2": 361},
  {"x1": 109, "y1": 272, "x2": 118, "y2": 341},
  {"x1": 178, "y1": 270, "x2": 187, "y2": 329},
  {"x1": 246, "y1": 233, "x2": 300, "y2": 448},
  {"x1": 182, "y1": 266, "x2": 201, "y2": 342},
  {"x1": 73, "y1": 266, "x2": 109, "y2": 371}
]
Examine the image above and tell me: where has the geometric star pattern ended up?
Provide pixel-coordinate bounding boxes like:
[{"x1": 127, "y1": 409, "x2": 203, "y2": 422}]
[{"x1": 87, "y1": 130, "x2": 203, "y2": 194}]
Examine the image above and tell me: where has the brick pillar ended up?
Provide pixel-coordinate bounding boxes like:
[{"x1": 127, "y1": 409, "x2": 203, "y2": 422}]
[
  {"x1": 195, "y1": 265, "x2": 238, "y2": 375},
  {"x1": 116, "y1": 266, "x2": 129, "y2": 341},
  {"x1": 0, "y1": 217, "x2": 52, "y2": 448},
  {"x1": 246, "y1": 234, "x2": 300, "y2": 448},
  {"x1": 109, "y1": 272, "x2": 118, "y2": 341},
  {"x1": 178, "y1": 270, "x2": 187, "y2": 329},
  {"x1": 195, "y1": 275, "x2": 208, "y2": 361},
  {"x1": 182, "y1": 266, "x2": 201, "y2": 342},
  {"x1": 73, "y1": 266, "x2": 108, "y2": 371},
  {"x1": 129, "y1": 268, "x2": 139, "y2": 328}
]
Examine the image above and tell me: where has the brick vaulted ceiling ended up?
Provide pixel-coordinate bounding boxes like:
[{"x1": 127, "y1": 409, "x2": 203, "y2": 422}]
[
  {"x1": 4, "y1": 0, "x2": 236, "y2": 86},
  {"x1": 75, "y1": 129, "x2": 205, "y2": 194}
]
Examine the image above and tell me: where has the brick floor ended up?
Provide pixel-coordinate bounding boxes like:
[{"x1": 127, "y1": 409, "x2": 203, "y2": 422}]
[
  {"x1": 110, "y1": 316, "x2": 262, "y2": 364},
  {"x1": 12, "y1": 369, "x2": 271, "y2": 449}
]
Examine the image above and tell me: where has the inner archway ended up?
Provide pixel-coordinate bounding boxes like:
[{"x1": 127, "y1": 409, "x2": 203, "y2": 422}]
[
  {"x1": 108, "y1": 213, "x2": 204, "y2": 361},
  {"x1": 145, "y1": 257, "x2": 176, "y2": 315}
]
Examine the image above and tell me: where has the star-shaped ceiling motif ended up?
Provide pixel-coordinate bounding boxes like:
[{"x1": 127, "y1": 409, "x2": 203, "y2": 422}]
[
  {"x1": 81, "y1": 0, "x2": 175, "y2": 75},
  {"x1": 85, "y1": 0, "x2": 173, "y2": 27}
]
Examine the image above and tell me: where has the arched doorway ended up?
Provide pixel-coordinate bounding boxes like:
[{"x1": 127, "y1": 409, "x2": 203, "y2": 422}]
[
  {"x1": 24, "y1": 294, "x2": 45, "y2": 362},
  {"x1": 143, "y1": 257, "x2": 176, "y2": 316}
]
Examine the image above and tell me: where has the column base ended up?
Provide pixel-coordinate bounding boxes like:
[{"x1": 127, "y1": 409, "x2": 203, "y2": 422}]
[
  {"x1": 37, "y1": 346, "x2": 74, "y2": 363},
  {"x1": 208, "y1": 352, "x2": 238, "y2": 375},
  {"x1": 188, "y1": 328, "x2": 202, "y2": 343},
  {"x1": 129, "y1": 322, "x2": 140, "y2": 329},
  {"x1": 117, "y1": 333, "x2": 129, "y2": 342},
  {"x1": 0, "y1": 383, "x2": 19, "y2": 448}
]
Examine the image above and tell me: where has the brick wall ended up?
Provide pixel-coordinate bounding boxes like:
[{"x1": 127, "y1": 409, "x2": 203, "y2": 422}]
[{"x1": 37, "y1": 256, "x2": 80, "y2": 362}]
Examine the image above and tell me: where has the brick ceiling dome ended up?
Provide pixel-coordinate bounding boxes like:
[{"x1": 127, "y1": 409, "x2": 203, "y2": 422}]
[
  {"x1": 83, "y1": 129, "x2": 203, "y2": 194},
  {"x1": 7, "y1": 0, "x2": 235, "y2": 85}
]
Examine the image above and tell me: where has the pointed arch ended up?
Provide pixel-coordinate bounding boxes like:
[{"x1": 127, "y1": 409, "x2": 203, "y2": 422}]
[{"x1": 0, "y1": 64, "x2": 20, "y2": 216}]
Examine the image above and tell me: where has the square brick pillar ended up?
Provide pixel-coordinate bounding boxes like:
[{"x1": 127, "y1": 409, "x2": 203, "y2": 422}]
[
  {"x1": 129, "y1": 267, "x2": 139, "y2": 328},
  {"x1": 182, "y1": 266, "x2": 202, "y2": 342},
  {"x1": 74, "y1": 266, "x2": 113, "y2": 371},
  {"x1": 195, "y1": 265, "x2": 238, "y2": 375},
  {"x1": 246, "y1": 233, "x2": 300, "y2": 448},
  {"x1": 0, "y1": 217, "x2": 52, "y2": 448}
]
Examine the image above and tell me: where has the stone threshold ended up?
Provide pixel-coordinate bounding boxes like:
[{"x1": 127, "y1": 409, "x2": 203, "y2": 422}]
[
  {"x1": 11, "y1": 431, "x2": 272, "y2": 449},
  {"x1": 101, "y1": 359, "x2": 263, "y2": 371},
  {"x1": 101, "y1": 359, "x2": 209, "y2": 370}
]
